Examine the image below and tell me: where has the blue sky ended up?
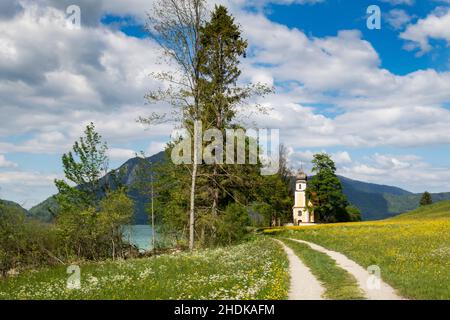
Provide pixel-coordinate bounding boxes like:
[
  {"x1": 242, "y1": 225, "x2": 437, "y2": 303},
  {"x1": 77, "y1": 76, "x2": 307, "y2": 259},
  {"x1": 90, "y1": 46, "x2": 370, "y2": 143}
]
[{"x1": 1, "y1": 0, "x2": 450, "y2": 207}]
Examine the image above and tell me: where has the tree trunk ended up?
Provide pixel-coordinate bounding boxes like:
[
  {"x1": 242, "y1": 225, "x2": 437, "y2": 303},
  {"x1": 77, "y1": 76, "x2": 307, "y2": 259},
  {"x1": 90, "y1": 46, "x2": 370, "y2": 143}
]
[
  {"x1": 189, "y1": 162, "x2": 197, "y2": 251},
  {"x1": 212, "y1": 165, "x2": 219, "y2": 217},
  {"x1": 112, "y1": 238, "x2": 115, "y2": 261}
]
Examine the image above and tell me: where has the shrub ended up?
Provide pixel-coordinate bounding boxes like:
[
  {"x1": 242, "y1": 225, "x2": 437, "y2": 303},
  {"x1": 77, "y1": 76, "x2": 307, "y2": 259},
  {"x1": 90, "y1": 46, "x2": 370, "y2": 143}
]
[
  {"x1": 215, "y1": 203, "x2": 251, "y2": 245},
  {"x1": 56, "y1": 189, "x2": 134, "y2": 260},
  {"x1": 0, "y1": 203, "x2": 60, "y2": 276}
]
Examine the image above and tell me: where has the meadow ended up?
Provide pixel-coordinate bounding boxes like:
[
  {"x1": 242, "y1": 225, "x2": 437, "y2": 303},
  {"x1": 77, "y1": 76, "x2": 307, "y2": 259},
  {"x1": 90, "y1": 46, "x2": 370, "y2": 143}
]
[
  {"x1": 267, "y1": 200, "x2": 450, "y2": 299},
  {"x1": 0, "y1": 238, "x2": 289, "y2": 300}
]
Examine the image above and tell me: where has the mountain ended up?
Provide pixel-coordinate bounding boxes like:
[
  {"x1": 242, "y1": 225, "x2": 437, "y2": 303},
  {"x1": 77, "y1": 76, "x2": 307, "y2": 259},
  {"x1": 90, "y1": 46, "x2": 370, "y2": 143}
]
[
  {"x1": 27, "y1": 196, "x2": 57, "y2": 222},
  {"x1": 29, "y1": 151, "x2": 166, "y2": 224},
  {"x1": 0, "y1": 199, "x2": 29, "y2": 216},
  {"x1": 29, "y1": 151, "x2": 450, "y2": 222},
  {"x1": 339, "y1": 176, "x2": 450, "y2": 220}
]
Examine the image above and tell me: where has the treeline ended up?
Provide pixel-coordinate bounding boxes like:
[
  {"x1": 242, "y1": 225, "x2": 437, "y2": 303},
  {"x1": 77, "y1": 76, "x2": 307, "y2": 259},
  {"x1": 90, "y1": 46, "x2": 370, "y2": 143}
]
[
  {"x1": 149, "y1": 144, "x2": 293, "y2": 248},
  {"x1": 0, "y1": 124, "x2": 136, "y2": 276}
]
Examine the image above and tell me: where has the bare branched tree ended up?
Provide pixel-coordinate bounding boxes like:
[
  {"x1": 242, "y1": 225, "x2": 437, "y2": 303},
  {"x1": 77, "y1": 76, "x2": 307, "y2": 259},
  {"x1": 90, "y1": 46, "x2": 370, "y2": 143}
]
[{"x1": 141, "y1": 0, "x2": 207, "y2": 250}]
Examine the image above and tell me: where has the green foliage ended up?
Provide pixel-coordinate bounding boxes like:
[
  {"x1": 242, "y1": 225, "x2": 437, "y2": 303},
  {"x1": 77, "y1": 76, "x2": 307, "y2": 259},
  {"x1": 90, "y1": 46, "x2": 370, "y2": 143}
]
[
  {"x1": 150, "y1": 146, "x2": 191, "y2": 247},
  {"x1": 199, "y1": 5, "x2": 249, "y2": 128},
  {"x1": 254, "y1": 174, "x2": 292, "y2": 226},
  {"x1": 54, "y1": 122, "x2": 109, "y2": 212},
  {"x1": 51, "y1": 123, "x2": 135, "y2": 261},
  {"x1": 215, "y1": 203, "x2": 251, "y2": 245},
  {"x1": 390, "y1": 199, "x2": 450, "y2": 220},
  {"x1": 306, "y1": 153, "x2": 349, "y2": 222},
  {"x1": 0, "y1": 203, "x2": 59, "y2": 276},
  {"x1": 420, "y1": 191, "x2": 433, "y2": 206},
  {"x1": 0, "y1": 188, "x2": 135, "y2": 276},
  {"x1": 28, "y1": 196, "x2": 58, "y2": 222},
  {"x1": 0, "y1": 199, "x2": 28, "y2": 216},
  {"x1": 56, "y1": 189, "x2": 134, "y2": 261},
  {"x1": 346, "y1": 205, "x2": 362, "y2": 222},
  {"x1": 153, "y1": 139, "x2": 292, "y2": 247}
]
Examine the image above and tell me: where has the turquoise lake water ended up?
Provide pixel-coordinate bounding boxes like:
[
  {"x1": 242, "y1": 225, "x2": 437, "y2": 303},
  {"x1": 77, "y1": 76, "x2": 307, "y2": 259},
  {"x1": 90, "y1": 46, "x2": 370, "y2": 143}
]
[{"x1": 123, "y1": 225, "x2": 154, "y2": 252}]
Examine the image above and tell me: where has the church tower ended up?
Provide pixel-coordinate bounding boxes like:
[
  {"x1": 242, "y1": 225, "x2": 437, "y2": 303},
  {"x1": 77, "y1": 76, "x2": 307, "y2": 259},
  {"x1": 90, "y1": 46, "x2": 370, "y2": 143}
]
[{"x1": 292, "y1": 170, "x2": 315, "y2": 225}]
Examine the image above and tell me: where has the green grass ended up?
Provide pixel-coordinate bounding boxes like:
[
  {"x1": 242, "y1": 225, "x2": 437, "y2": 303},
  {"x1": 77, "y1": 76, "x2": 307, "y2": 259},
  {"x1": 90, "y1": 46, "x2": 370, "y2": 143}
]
[
  {"x1": 390, "y1": 200, "x2": 450, "y2": 220},
  {"x1": 0, "y1": 238, "x2": 289, "y2": 300},
  {"x1": 280, "y1": 238, "x2": 364, "y2": 300},
  {"x1": 267, "y1": 200, "x2": 450, "y2": 300}
]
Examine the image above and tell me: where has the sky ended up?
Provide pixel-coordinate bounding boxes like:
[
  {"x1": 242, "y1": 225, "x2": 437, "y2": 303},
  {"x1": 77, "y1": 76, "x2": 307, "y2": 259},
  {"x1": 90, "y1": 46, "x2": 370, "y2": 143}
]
[{"x1": 1, "y1": 0, "x2": 450, "y2": 208}]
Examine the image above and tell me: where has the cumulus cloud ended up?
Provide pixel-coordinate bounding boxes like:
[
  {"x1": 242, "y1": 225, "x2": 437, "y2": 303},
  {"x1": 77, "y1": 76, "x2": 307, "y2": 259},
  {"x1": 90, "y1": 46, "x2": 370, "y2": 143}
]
[
  {"x1": 332, "y1": 151, "x2": 352, "y2": 164},
  {"x1": 0, "y1": 155, "x2": 18, "y2": 168},
  {"x1": 400, "y1": 7, "x2": 450, "y2": 53},
  {"x1": 235, "y1": 13, "x2": 450, "y2": 149},
  {"x1": 288, "y1": 150, "x2": 351, "y2": 172},
  {"x1": 0, "y1": 2, "x2": 173, "y2": 148},
  {"x1": 339, "y1": 153, "x2": 450, "y2": 193},
  {"x1": 244, "y1": 13, "x2": 450, "y2": 107}
]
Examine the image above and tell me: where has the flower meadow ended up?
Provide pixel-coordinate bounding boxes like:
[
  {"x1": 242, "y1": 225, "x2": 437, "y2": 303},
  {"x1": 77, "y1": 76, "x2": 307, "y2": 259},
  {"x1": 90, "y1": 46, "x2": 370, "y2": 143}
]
[
  {"x1": 268, "y1": 202, "x2": 450, "y2": 300},
  {"x1": 0, "y1": 238, "x2": 289, "y2": 300}
]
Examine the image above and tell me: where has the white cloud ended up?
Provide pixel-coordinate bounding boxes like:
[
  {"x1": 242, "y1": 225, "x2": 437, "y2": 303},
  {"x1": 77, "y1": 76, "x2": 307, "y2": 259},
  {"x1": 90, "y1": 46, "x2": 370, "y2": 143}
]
[
  {"x1": 386, "y1": 9, "x2": 413, "y2": 30},
  {"x1": 0, "y1": 170, "x2": 60, "y2": 208},
  {"x1": 332, "y1": 151, "x2": 352, "y2": 164},
  {"x1": 381, "y1": 0, "x2": 414, "y2": 5},
  {"x1": 108, "y1": 148, "x2": 137, "y2": 161},
  {"x1": 236, "y1": 12, "x2": 450, "y2": 149},
  {"x1": 288, "y1": 150, "x2": 351, "y2": 172},
  {"x1": 400, "y1": 7, "x2": 450, "y2": 53},
  {"x1": 0, "y1": 170, "x2": 58, "y2": 187},
  {"x1": 339, "y1": 153, "x2": 450, "y2": 193},
  {"x1": 0, "y1": 2, "x2": 173, "y2": 155},
  {"x1": 146, "y1": 141, "x2": 166, "y2": 156},
  {"x1": 0, "y1": 155, "x2": 17, "y2": 168}
]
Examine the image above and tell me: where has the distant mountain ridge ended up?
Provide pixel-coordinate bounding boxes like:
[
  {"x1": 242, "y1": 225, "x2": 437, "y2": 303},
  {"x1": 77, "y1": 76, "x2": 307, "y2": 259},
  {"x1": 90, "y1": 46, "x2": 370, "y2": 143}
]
[
  {"x1": 29, "y1": 151, "x2": 166, "y2": 224},
  {"x1": 27, "y1": 152, "x2": 450, "y2": 222},
  {"x1": 339, "y1": 176, "x2": 450, "y2": 220},
  {"x1": 0, "y1": 199, "x2": 29, "y2": 216}
]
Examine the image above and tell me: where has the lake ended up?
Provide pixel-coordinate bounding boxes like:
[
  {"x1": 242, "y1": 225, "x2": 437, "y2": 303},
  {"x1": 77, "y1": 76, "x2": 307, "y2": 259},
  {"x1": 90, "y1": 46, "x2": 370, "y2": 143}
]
[{"x1": 123, "y1": 225, "x2": 154, "y2": 252}]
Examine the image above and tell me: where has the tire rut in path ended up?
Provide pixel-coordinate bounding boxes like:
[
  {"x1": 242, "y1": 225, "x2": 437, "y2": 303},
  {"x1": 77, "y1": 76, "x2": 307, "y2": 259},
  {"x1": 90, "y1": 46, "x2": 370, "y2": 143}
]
[
  {"x1": 288, "y1": 238, "x2": 405, "y2": 300},
  {"x1": 274, "y1": 239, "x2": 325, "y2": 300}
]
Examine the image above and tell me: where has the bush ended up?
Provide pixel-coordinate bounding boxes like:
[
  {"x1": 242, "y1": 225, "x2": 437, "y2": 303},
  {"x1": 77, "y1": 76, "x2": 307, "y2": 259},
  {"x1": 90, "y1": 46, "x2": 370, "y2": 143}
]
[
  {"x1": 0, "y1": 189, "x2": 135, "y2": 277},
  {"x1": 215, "y1": 203, "x2": 251, "y2": 245},
  {"x1": 0, "y1": 203, "x2": 60, "y2": 276},
  {"x1": 56, "y1": 188, "x2": 134, "y2": 260},
  {"x1": 346, "y1": 205, "x2": 362, "y2": 222}
]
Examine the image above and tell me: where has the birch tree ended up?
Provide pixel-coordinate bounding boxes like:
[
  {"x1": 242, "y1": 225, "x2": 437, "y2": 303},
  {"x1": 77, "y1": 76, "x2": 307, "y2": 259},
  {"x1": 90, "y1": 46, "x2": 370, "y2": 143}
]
[{"x1": 142, "y1": 0, "x2": 207, "y2": 250}]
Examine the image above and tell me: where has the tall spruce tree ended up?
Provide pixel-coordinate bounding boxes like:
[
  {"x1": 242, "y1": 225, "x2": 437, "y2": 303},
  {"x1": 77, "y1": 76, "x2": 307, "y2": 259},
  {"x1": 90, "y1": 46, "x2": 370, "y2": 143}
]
[
  {"x1": 196, "y1": 5, "x2": 271, "y2": 242},
  {"x1": 198, "y1": 5, "x2": 248, "y2": 218}
]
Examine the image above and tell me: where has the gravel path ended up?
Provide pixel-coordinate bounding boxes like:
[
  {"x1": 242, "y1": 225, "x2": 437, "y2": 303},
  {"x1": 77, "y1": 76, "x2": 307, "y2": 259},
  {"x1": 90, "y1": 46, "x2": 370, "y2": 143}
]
[
  {"x1": 289, "y1": 239, "x2": 405, "y2": 300},
  {"x1": 274, "y1": 239, "x2": 325, "y2": 300}
]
